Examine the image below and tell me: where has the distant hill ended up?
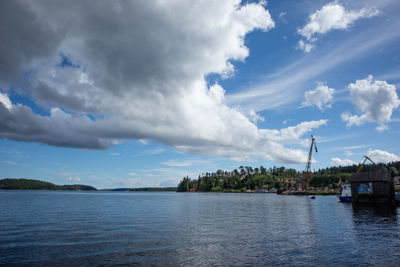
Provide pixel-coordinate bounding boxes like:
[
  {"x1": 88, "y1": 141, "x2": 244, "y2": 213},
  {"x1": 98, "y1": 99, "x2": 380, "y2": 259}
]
[{"x1": 0, "y1": 178, "x2": 97, "y2": 191}]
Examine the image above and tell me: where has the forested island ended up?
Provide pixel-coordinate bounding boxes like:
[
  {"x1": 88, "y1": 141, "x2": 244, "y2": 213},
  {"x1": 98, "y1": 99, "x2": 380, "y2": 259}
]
[
  {"x1": 0, "y1": 178, "x2": 97, "y2": 191},
  {"x1": 177, "y1": 161, "x2": 400, "y2": 193}
]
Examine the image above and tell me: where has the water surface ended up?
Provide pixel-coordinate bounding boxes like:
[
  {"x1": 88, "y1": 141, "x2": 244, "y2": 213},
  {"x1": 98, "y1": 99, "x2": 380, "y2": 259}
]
[{"x1": 1, "y1": 191, "x2": 399, "y2": 266}]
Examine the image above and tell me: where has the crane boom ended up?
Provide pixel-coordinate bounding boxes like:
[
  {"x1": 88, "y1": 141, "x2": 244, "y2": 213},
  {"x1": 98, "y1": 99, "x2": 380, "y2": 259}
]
[
  {"x1": 357, "y1": 156, "x2": 375, "y2": 173},
  {"x1": 301, "y1": 135, "x2": 317, "y2": 191}
]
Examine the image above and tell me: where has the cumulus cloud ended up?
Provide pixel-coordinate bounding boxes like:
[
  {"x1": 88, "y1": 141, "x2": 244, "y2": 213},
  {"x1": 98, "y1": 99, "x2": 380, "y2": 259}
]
[
  {"x1": 208, "y1": 83, "x2": 226, "y2": 104},
  {"x1": 302, "y1": 82, "x2": 335, "y2": 110},
  {"x1": 367, "y1": 149, "x2": 400, "y2": 163},
  {"x1": 261, "y1": 120, "x2": 327, "y2": 146},
  {"x1": 297, "y1": 2, "x2": 379, "y2": 52},
  {"x1": 331, "y1": 157, "x2": 355, "y2": 166},
  {"x1": 341, "y1": 75, "x2": 399, "y2": 131},
  {"x1": 0, "y1": 0, "x2": 328, "y2": 164}
]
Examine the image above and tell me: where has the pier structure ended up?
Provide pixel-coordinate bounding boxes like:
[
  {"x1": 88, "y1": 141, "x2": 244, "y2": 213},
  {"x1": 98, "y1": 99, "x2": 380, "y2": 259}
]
[{"x1": 350, "y1": 171, "x2": 395, "y2": 205}]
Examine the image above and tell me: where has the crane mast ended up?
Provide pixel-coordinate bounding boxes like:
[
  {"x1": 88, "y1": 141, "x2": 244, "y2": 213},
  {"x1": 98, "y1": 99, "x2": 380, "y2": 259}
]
[{"x1": 301, "y1": 135, "x2": 317, "y2": 191}]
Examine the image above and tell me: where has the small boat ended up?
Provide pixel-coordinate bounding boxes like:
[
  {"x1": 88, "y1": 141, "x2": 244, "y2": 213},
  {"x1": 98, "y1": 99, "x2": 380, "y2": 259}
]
[{"x1": 338, "y1": 183, "x2": 352, "y2": 202}]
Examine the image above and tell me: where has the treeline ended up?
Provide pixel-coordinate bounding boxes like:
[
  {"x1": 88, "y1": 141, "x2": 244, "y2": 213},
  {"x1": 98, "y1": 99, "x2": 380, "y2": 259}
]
[
  {"x1": 0, "y1": 178, "x2": 97, "y2": 191},
  {"x1": 177, "y1": 161, "x2": 400, "y2": 192}
]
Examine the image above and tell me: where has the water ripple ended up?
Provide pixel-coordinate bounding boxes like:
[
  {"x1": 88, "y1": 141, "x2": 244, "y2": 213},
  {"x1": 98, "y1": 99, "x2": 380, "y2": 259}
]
[{"x1": 1, "y1": 191, "x2": 399, "y2": 266}]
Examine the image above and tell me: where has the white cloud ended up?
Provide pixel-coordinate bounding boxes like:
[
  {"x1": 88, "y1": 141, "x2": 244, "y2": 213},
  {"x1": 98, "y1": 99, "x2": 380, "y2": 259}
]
[
  {"x1": 331, "y1": 157, "x2": 355, "y2": 166},
  {"x1": 297, "y1": 2, "x2": 379, "y2": 52},
  {"x1": 0, "y1": 92, "x2": 12, "y2": 110},
  {"x1": 367, "y1": 149, "x2": 400, "y2": 163},
  {"x1": 341, "y1": 75, "x2": 399, "y2": 131},
  {"x1": 247, "y1": 109, "x2": 265, "y2": 124},
  {"x1": 0, "y1": 1, "x2": 329, "y2": 164},
  {"x1": 261, "y1": 120, "x2": 328, "y2": 146},
  {"x1": 208, "y1": 83, "x2": 225, "y2": 104},
  {"x1": 302, "y1": 82, "x2": 335, "y2": 110},
  {"x1": 174, "y1": 119, "x2": 327, "y2": 164},
  {"x1": 297, "y1": 39, "x2": 315, "y2": 53}
]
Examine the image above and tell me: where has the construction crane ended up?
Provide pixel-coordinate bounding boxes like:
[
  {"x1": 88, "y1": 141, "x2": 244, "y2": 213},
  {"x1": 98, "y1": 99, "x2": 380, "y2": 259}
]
[
  {"x1": 357, "y1": 156, "x2": 375, "y2": 173},
  {"x1": 301, "y1": 135, "x2": 318, "y2": 191}
]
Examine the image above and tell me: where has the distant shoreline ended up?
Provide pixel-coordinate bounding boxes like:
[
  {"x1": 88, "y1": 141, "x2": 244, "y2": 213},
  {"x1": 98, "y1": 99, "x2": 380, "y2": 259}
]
[{"x1": 0, "y1": 178, "x2": 177, "y2": 192}]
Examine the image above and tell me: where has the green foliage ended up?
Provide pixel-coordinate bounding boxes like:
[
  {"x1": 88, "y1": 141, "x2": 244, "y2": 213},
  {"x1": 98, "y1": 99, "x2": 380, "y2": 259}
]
[
  {"x1": 0, "y1": 178, "x2": 58, "y2": 190},
  {"x1": 177, "y1": 165, "x2": 295, "y2": 192},
  {"x1": 176, "y1": 161, "x2": 400, "y2": 192},
  {"x1": 177, "y1": 176, "x2": 192, "y2": 192},
  {"x1": 211, "y1": 187, "x2": 222, "y2": 192},
  {"x1": 0, "y1": 178, "x2": 97, "y2": 190}
]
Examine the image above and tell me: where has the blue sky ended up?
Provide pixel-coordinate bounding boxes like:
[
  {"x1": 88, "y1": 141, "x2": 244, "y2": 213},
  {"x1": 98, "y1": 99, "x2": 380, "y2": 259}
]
[{"x1": 1, "y1": 0, "x2": 399, "y2": 188}]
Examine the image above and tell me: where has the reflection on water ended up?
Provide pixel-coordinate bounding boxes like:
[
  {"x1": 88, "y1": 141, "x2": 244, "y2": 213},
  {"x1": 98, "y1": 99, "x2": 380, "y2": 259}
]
[
  {"x1": 0, "y1": 191, "x2": 399, "y2": 266},
  {"x1": 352, "y1": 203, "x2": 398, "y2": 220},
  {"x1": 350, "y1": 204, "x2": 399, "y2": 266}
]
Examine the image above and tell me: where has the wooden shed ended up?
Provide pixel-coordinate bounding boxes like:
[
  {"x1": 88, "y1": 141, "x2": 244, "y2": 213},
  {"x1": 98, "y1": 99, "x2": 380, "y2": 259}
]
[{"x1": 350, "y1": 171, "x2": 395, "y2": 204}]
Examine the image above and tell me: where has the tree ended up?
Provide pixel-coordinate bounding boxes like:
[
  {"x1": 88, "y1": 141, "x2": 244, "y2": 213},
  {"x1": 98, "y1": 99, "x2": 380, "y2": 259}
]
[
  {"x1": 260, "y1": 166, "x2": 267, "y2": 175},
  {"x1": 239, "y1": 166, "x2": 245, "y2": 174},
  {"x1": 390, "y1": 166, "x2": 399, "y2": 176},
  {"x1": 177, "y1": 176, "x2": 191, "y2": 192}
]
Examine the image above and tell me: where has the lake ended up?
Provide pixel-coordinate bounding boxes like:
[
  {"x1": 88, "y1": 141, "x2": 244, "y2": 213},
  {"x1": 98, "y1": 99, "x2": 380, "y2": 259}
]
[{"x1": 1, "y1": 191, "x2": 399, "y2": 266}]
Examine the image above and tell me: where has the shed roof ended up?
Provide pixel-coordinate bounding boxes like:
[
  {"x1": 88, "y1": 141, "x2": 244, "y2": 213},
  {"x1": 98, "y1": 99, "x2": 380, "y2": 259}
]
[{"x1": 350, "y1": 171, "x2": 392, "y2": 183}]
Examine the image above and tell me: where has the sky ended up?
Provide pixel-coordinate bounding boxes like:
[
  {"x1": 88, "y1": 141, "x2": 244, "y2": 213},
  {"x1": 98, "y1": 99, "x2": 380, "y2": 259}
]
[{"x1": 1, "y1": 0, "x2": 399, "y2": 189}]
